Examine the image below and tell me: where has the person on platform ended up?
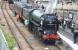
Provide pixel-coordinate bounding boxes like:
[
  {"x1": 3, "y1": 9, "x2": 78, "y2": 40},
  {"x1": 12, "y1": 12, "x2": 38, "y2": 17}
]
[
  {"x1": 40, "y1": 5, "x2": 45, "y2": 12},
  {"x1": 71, "y1": 22, "x2": 75, "y2": 33},
  {"x1": 62, "y1": 19, "x2": 66, "y2": 30},
  {"x1": 73, "y1": 28, "x2": 78, "y2": 43}
]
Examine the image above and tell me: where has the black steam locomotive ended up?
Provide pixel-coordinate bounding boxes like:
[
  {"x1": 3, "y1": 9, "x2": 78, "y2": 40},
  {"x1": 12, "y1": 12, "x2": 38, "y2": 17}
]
[
  {"x1": 28, "y1": 10, "x2": 60, "y2": 43},
  {"x1": 10, "y1": 1, "x2": 60, "y2": 44}
]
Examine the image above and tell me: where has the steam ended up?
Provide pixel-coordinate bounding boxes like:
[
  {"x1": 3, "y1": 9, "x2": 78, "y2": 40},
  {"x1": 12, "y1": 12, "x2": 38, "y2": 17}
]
[
  {"x1": 45, "y1": 0, "x2": 57, "y2": 14},
  {"x1": 21, "y1": 0, "x2": 27, "y2": 3}
]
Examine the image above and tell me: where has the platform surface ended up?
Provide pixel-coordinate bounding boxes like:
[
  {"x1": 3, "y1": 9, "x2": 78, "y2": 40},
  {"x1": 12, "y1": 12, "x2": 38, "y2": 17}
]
[{"x1": 58, "y1": 27, "x2": 78, "y2": 50}]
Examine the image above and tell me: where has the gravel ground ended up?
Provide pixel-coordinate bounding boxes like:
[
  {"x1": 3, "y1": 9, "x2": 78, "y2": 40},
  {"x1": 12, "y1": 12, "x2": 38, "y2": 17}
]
[{"x1": 0, "y1": 2, "x2": 19, "y2": 50}]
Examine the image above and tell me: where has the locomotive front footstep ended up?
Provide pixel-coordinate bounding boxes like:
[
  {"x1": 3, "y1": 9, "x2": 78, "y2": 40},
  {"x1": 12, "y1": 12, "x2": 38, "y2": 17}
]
[{"x1": 44, "y1": 48, "x2": 50, "y2": 50}]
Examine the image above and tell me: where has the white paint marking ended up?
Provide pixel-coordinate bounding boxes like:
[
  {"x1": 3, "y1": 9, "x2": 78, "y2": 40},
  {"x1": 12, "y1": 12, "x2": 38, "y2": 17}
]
[{"x1": 57, "y1": 32, "x2": 78, "y2": 50}]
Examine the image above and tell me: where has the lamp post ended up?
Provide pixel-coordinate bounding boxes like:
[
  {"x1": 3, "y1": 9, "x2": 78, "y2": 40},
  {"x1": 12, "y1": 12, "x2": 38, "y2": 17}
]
[{"x1": 61, "y1": 0, "x2": 64, "y2": 19}]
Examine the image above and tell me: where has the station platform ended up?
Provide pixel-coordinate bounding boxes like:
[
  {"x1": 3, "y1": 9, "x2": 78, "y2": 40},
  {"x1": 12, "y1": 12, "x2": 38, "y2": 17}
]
[
  {"x1": 3, "y1": 1, "x2": 78, "y2": 50},
  {"x1": 58, "y1": 26, "x2": 78, "y2": 50}
]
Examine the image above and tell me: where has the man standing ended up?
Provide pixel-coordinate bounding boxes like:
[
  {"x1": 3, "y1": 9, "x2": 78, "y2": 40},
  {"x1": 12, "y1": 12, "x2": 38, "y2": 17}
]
[
  {"x1": 73, "y1": 28, "x2": 78, "y2": 43},
  {"x1": 62, "y1": 19, "x2": 66, "y2": 30},
  {"x1": 71, "y1": 22, "x2": 75, "y2": 33}
]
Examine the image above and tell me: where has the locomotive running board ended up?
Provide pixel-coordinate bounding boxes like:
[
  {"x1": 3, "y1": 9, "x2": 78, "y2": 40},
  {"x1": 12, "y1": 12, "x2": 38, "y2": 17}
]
[{"x1": 57, "y1": 32, "x2": 78, "y2": 50}]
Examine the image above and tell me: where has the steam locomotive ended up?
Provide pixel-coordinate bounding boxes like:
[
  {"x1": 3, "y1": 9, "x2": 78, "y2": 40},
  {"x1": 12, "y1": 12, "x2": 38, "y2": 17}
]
[
  {"x1": 10, "y1": 1, "x2": 60, "y2": 44},
  {"x1": 28, "y1": 10, "x2": 60, "y2": 43}
]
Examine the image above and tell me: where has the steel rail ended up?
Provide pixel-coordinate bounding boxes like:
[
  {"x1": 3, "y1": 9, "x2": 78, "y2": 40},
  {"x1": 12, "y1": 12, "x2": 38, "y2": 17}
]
[
  {"x1": 1, "y1": 1, "x2": 22, "y2": 50},
  {"x1": 5, "y1": 2, "x2": 34, "y2": 50}
]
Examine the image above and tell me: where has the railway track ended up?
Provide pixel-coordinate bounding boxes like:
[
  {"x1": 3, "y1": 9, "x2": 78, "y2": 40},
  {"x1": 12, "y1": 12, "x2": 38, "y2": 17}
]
[
  {"x1": 0, "y1": 1, "x2": 66, "y2": 50},
  {"x1": 7, "y1": 2, "x2": 66, "y2": 50},
  {"x1": 5, "y1": 1, "x2": 34, "y2": 50},
  {"x1": 1, "y1": 1, "x2": 33, "y2": 50}
]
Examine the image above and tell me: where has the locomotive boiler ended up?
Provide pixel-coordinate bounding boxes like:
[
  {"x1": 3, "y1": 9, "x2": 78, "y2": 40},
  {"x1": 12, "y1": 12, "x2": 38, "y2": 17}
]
[{"x1": 28, "y1": 10, "x2": 60, "y2": 43}]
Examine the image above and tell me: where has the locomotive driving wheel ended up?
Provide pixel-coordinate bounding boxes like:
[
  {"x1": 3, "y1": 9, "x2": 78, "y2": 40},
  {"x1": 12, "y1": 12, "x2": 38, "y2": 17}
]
[{"x1": 28, "y1": 21, "x2": 33, "y2": 31}]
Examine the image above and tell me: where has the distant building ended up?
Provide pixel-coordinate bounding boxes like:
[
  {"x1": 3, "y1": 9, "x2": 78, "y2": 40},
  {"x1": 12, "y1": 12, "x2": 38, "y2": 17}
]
[
  {"x1": 33, "y1": 0, "x2": 77, "y2": 3},
  {"x1": 64, "y1": 0, "x2": 76, "y2": 2}
]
